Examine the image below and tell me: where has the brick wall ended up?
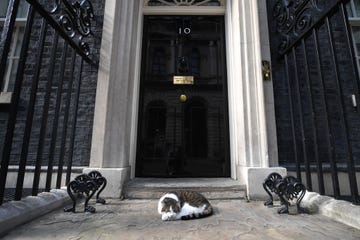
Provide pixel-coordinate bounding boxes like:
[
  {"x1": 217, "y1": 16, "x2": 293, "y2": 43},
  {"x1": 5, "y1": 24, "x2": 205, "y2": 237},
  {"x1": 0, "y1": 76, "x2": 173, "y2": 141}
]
[{"x1": 0, "y1": 0, "x2": 105, "y2": 167}]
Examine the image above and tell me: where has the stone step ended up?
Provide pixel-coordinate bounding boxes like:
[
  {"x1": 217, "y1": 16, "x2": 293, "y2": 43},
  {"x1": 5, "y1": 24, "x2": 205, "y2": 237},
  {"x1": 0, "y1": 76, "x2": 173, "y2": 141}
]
[{"x1": 123, "y1": 178, "x2": 246, "y2": 200}]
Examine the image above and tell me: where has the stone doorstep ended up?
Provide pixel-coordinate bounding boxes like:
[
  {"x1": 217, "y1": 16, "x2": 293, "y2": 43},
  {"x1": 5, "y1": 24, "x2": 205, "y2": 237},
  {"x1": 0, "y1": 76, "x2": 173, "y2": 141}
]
[
  {"x1": 123, "y1": 178, "x2": 247, "y2": 200},
  {"x1": 124, "y1": 187, "x2": 246, "y2": 200}
]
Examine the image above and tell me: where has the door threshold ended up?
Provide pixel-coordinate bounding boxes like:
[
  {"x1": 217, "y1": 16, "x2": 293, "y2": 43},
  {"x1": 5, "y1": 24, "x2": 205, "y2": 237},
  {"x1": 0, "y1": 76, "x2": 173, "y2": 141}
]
[{"x1": 126, "y1": 177, "x2": 242, "y2": 188}]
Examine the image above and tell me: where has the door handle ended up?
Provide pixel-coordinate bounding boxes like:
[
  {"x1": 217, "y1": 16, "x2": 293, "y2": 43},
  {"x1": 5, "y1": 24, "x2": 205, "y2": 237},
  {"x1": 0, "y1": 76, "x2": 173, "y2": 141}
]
[
  {"x1": 352, "y1": 94, "x2": 357, "y2": 109},
  {"x1": 180, "y1": 94, "x2": 187, "y2": 103}
]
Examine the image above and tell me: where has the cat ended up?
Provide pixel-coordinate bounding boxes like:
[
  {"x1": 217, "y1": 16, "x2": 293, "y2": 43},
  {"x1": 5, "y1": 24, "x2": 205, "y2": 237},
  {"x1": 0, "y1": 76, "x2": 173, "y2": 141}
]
[{"x1": 157, "y1": 190, "x2": 213, "y2": 221}]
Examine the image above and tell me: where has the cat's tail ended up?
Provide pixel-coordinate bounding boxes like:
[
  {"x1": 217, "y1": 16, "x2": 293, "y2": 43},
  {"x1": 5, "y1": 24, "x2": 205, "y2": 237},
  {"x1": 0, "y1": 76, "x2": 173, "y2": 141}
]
[{"x1": 181, "y1": 205, "x2": 213, "y2": 220}]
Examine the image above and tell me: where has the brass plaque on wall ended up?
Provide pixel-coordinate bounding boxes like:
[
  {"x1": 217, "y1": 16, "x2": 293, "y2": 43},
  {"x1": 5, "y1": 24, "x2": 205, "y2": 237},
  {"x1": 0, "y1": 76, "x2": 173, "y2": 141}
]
[{"x1": 173, "y1": 76, "x2": 194, "y2": 85}]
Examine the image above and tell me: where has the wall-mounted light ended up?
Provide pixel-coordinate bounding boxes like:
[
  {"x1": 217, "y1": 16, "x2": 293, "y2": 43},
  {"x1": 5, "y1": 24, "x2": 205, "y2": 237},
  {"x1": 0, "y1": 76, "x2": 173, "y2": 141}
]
[{"x1": 262, "y1": 60, "x2": 271, "y2": 81}]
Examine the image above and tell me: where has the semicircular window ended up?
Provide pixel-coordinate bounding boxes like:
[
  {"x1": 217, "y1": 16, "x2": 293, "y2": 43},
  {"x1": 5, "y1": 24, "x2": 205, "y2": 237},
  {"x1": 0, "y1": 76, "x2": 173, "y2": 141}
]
[{"x1": 146, "y1": 0, "x2": 223, "y2": 6}]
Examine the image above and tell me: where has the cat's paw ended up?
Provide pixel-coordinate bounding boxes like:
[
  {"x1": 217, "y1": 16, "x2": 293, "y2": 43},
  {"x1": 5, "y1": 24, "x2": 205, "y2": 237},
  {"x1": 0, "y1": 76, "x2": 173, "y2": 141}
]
[{"x1": 161, "y1": 212, "x2": 176, "y2": 221}]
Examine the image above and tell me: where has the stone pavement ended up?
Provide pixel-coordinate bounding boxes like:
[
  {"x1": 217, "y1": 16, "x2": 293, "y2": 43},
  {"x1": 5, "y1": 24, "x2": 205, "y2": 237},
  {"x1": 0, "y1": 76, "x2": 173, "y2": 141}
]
[{"x1": 2, "y1": 199, "x2": 360, "y2": 240}]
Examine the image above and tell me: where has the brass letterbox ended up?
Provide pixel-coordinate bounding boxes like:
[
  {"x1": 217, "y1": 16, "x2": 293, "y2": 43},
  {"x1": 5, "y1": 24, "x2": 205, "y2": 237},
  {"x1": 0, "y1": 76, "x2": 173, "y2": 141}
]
[{"x1": 173, "y1": 76, "x2": 194, "y2": 85}]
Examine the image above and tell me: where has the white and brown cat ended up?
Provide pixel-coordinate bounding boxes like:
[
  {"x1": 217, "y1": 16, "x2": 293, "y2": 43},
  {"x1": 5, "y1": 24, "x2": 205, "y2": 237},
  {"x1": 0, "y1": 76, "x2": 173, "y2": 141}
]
[{"x1": 158, "y1": 190, "x2": 213, "y2": 221}]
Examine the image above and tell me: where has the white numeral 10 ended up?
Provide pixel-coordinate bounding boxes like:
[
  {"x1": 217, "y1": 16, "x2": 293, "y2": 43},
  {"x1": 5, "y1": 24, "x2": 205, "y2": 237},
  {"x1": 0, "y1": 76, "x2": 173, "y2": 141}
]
[{"x1": 178, "y1": 27, "x2": 191, "y2": 35}]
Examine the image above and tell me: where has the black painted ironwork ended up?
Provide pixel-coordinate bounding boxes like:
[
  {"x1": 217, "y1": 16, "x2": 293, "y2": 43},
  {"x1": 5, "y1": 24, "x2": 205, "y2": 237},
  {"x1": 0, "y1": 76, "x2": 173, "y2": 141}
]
[
  {"x1": 263, "y1": 172, "x2": 284, "y2": 207},
  {"x1": 27, "y1": 0, "x2": 96, "y2": 64},
  {"x1": 64, "y1": 171, "x2": 107, "y2": 213},
  {"x1": 0, "y1": 4, "x2": 35, "y2": 203},
  {"x1": 66, "y1": 59, "x2": 84, "y2": 186},
  {"x1": 15, "y1": 17, "x2": 47, "y2": 201},
  {"x1": 56, "y1": 49, "x2": 77, "y2": 189},
  {"x1": 312, "y1": 28, "x2": 336, "y2": 197},
  {"x1": 31, "y1": 30, "x2": 60, "y2": 196},
  {"x1": 263, "y1": 172, "x2": 307, "y2": 214},
  {"x1": 0, "y1": 0, "x2": 100, "y2": 205},
  {"x1": 338, "y1": 3, "x2": 360, "y2": 203},
  {"x1": 272, "y1": 0, "x2": 343, "y2": 55},
  {"x1": 267, "y1": 0, "x2": 360, "y2": 204},
  {"x1": 50, "y1": 0, "x2": 94, "y2": 56}
]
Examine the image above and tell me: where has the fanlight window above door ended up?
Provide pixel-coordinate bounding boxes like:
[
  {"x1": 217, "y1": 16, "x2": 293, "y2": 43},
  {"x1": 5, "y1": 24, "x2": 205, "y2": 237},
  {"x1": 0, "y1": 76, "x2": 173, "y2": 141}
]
[{"x1": 145, "y1": 0, "x2": 225, "y2": 6}]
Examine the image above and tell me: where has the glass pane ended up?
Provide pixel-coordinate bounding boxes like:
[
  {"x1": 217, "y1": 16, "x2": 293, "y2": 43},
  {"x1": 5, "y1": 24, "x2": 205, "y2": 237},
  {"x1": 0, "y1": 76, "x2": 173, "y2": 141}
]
[
  {"x1": 0, "y1": 1, "x2": 8, "y2": 18},
  {"x1": 352, "y1": 26, "x2": 360, "y2": 56},
  {"x1": 17, "y1": 1, "x2": 29, "y2": 18},
  {"x1": 346, "y1": 2, "x2": 354, "y2": 18},
  {"x1": 0, "y1": 1, "x2": 29, "y2": 18},
  {"x1": 354, "y1": 0, "x2": 360, "y2": 17},
  {"x1": 8, "y1": 58, "x2": 19, "y2": 91},
  {"x1": 2, "y1": 26, "x2": 25, "y2": 92},
  {"x1": 148, "y1": 0, "x2": 221, "y2": 6},
  {"x1": 14, "y1": 26, "x2": 25, "y2": 56},
  {"x1": 2, "y1": 60, "x2": 10, "y2": 91}
]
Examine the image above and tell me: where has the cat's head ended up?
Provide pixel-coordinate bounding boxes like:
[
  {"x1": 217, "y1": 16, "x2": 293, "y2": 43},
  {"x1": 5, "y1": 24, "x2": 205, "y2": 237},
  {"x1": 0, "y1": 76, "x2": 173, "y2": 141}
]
[
  {"x1": 160, "y1": 197, "x2": 180, "y2": 213},
  {"x1": 158, "y1": 193, "x2": 181, "y2": 214}
]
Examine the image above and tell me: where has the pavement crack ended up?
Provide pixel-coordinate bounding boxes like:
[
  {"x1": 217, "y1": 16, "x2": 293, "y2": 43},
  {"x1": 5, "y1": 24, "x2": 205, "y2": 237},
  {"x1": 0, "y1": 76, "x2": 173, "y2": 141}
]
[{"x1": 43, "y1": 219, "x2": 83, "y2": 225}]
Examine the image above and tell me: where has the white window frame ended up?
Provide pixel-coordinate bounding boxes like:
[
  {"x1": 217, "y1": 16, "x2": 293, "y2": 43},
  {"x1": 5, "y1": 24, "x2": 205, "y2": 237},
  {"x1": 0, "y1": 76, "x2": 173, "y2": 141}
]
[
  {"x1": 347, "y1": 0, "x2": 360, "y2": 77},
  {"x1": 0, "y1": 16, "x2": 27, "y2": 104},
  {"x1": 143, "y1": 0, "x2": 226, "y2": 15}
]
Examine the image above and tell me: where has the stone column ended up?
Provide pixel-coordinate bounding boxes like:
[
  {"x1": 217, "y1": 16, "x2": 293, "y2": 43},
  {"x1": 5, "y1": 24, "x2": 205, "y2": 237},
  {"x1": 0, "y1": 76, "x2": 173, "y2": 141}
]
[
  {"x1": 257, "y1": 0, "x2": 279, "y2": 168},
  {"x1": 86, "y1": 0, "x2": 141, "y2": 198},
  {"x1": 226, "y1": 0, "x2": 285, "y2": 199}
]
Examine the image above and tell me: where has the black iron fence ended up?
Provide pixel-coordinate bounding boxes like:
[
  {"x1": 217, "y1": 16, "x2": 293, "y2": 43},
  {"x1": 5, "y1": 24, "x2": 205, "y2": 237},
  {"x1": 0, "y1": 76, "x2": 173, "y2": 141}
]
[
  {"x1": 267, "y1": 0, "x2": 360, "y2": 204},
  {"x1": 0, "y1": 0, "x2": 100, "y2": 205}
]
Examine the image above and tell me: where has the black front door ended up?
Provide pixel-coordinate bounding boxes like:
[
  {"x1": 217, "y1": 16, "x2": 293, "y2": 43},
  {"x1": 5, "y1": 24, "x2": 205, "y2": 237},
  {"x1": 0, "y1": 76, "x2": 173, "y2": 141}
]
[{"x1": 136, "y1": 16, "x2": 230, "y2": 177}]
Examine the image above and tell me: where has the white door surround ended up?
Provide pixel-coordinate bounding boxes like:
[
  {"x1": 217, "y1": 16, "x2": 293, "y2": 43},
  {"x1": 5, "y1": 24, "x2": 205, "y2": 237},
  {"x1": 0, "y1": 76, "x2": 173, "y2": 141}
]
[{"x1": 87, "y1": 0, "x2": 283, "y2": 199}]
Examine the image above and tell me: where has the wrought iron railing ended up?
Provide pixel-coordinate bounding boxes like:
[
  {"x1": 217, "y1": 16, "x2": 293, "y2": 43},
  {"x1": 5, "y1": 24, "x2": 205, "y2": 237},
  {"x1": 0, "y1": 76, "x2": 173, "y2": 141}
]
[
  {"x1": 267, "y1": 0, "x2": 360, "y2": 204},
  {"x1": 0, "y1": 0, "x2": 100, "y2": 205}
]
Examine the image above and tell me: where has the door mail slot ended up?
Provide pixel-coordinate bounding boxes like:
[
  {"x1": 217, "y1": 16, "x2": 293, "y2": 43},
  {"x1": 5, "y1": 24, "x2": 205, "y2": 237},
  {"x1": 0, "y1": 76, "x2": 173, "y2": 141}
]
[{"x1": 173, "y1": 76, "x2": 194, "y2": 85}]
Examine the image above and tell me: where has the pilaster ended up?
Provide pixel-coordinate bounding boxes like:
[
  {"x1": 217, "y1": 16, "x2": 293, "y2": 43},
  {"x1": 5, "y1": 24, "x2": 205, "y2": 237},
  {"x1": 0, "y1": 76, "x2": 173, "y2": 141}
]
[
  {"x1": 88, "y1": 0, "x2": 141, "y2": 197},
  {"x1": 226, "y1": 0, "x2": 283, "y2": 199}
]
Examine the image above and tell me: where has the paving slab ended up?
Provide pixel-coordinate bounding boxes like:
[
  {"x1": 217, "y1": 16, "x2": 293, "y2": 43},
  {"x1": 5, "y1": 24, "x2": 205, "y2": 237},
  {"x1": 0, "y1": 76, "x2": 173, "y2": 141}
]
[{"x1": 2, "y1": 199, "x2": 360, "y2": 240}]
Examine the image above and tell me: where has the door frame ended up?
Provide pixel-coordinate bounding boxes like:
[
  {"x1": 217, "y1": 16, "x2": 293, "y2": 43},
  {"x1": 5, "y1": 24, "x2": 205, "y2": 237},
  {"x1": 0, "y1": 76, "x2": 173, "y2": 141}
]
[
  {"x1": 127, "y1": 0, "x2": 276, "y2": 180},
  {"x1": 89, "y1": 1, "x2": 278, "y2": 190},
  {"x1": 130, "y1": 4, "x2": 229, "y2": 178}
]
